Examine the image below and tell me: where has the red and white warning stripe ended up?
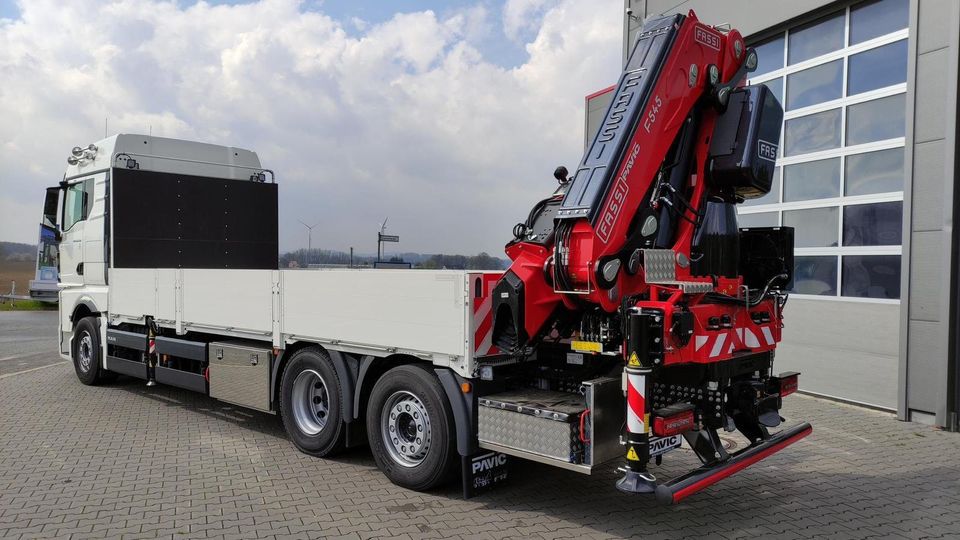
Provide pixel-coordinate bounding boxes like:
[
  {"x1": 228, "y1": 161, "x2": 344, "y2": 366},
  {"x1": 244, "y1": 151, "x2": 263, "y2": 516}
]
[
  {"x1": 760, "y1": 326, "x2": 775, "y2": 346},
  {"x1": 626, "y1": 371, "x2": 646, "y2": 434},
  {"x1": 472, "y1": 293, "x2": 494, "y2": 355},
  {"x1": 694, "y1": 325, "x2": 776, "y2": 358}
]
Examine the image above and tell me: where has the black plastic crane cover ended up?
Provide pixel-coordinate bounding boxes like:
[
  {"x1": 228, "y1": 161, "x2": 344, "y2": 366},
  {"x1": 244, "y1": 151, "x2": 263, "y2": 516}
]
[
  {"x1": 739, "y1": 226, "x2": 795, "y2": 291},
  {"x1": 708, "y1": 84, "x2": 784, "y2": 198}
]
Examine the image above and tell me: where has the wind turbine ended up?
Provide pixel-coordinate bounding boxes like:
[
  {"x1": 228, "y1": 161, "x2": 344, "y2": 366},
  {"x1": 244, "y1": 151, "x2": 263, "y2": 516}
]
[{"x1": 299, "y1": 219, "x2": 320, "y2": 263}]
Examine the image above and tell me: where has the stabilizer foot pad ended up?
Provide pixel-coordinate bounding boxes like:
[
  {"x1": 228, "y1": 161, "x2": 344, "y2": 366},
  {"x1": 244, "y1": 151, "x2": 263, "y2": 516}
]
[{"x1": 615, "y1": 470, "x2": 657, "y2": 494}]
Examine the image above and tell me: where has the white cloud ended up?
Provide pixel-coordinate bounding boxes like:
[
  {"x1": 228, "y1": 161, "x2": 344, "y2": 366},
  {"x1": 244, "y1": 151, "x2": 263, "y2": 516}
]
[
  {"x1": 503, "y1": 0, "x2": 550, "y2": 42},
  {"x1": 349, "y1": 17, "x2": 367, "y2": 32},
  {"x1": 0, "y1": 0, "x2": 621, "y2": 255}
]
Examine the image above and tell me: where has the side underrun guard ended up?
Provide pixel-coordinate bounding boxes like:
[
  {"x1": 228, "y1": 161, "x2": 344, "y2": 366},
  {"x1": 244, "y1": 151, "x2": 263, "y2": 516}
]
[{"x1": 655, "y1": 422, "x2": 812, "y2": 504}]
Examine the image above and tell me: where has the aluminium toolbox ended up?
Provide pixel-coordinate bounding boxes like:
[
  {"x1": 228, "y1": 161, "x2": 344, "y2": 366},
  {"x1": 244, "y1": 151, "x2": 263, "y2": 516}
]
[{"x1": 478, "y1": 389, "x2": 587, "y2": 464}]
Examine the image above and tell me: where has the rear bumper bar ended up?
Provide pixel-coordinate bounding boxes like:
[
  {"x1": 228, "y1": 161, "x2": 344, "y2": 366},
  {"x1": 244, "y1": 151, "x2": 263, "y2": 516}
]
[{"x1": 655, "y1": 422, "x2": 812, "y2": 504}]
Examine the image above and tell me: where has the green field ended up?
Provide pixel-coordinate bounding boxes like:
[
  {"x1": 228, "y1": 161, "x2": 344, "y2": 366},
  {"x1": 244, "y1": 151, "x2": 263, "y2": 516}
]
[{"x1": 0, "y1": 299, "x2": 56, "y2": 312}]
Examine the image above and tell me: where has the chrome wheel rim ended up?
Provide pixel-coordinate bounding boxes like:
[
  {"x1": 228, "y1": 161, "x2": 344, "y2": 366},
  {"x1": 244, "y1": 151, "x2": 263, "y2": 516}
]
[
  {"x1": 77, "y1": 332, "x2": 93, "y2": 373},
  {"x1": 381, "y1": 390, "x2": 432, "y2": 467},
  {"x1": 291, "y1": 369, "x2": 330, "y2": 436}
]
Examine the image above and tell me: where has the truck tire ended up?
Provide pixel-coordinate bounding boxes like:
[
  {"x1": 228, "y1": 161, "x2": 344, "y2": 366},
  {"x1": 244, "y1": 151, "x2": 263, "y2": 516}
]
[
  {"x1": 280, "y1": 348, "x2": 346, "y2": 457},
  {"x1": 366, "y1": 364, "x2": 456, "y2": 491},
  {"x1": 72, "y1": 316, "x2": 111, "y2": 385}
]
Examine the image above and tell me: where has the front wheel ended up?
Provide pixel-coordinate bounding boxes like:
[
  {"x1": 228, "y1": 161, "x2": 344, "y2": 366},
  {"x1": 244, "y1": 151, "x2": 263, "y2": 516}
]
[
  {"x1": 366, "y1": 364, "x2": 456, "y2": 491},
  {"x1": 72, "y1": 316, "x2": 110, "y2": 385}
]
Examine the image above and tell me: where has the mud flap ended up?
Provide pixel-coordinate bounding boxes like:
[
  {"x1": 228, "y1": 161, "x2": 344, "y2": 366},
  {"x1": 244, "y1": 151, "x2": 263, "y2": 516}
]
[{"x1": 461, "y1": 450, "x2": 510, "y2": 499}]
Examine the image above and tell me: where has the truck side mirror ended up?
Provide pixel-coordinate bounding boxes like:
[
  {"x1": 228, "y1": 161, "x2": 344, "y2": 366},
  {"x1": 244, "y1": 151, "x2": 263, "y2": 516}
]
[{"x1": 43, "y1": 186, "x2": 61, "y2": 238}]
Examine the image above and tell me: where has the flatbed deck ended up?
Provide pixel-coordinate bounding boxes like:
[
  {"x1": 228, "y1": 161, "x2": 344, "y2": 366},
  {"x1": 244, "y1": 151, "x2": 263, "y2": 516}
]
[{"x1": 107, "y1": 268, "x2": 502, "y2": 378}]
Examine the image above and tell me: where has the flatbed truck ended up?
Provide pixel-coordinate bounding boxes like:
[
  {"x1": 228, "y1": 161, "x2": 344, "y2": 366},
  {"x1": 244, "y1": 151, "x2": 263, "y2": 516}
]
[{"x1": 45, "y1": 10, "x2": 810, "y2": 503}]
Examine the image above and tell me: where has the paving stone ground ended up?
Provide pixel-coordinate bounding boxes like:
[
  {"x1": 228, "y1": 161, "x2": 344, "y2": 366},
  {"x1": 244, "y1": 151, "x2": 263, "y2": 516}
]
[
  {"x1": 2, "y1": 316, "x2": 960, "y2": 538},
  {"x1": 0, "y1": 311, "x2": 60, "y2": 377}
]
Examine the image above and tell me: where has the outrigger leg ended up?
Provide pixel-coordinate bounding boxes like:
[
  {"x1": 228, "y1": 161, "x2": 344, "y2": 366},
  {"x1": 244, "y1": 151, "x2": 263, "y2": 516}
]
[
  {"x1": 616, "y1": 362, "x2": 657, "y2": 493},
  {"x1": 616, "y1": 309, "x2": 658, "y2": 494}
]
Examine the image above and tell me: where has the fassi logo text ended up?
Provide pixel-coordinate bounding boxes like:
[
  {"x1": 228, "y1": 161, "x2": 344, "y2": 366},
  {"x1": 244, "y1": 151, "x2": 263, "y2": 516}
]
[{"x1": 598, "y1": 143, "x2": 640, "y2": 244}]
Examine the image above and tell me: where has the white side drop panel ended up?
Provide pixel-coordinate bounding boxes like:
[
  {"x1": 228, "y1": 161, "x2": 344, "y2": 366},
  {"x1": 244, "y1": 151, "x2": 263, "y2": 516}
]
[
  {"x1": 109, "y1": 268, "x2": 479, "y2": 374},
  {"x1": 282, "y1": 269, "x2": 470, "y2": 362},
  {"x1": 109, "y1": 269, "x2": 158, "y2": 320},
  {"x1": 181, "y1": 269, "x2": 275, "y2": 336}
]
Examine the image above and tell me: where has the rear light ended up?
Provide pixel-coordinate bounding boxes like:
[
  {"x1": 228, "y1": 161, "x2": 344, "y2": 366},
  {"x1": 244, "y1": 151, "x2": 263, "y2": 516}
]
[
  {"x1": 773, "y1": 372, "x2": 799, "y2": 397},
  {"x1": 653, "y1": 403, "x2": 696, "y2": 437}
]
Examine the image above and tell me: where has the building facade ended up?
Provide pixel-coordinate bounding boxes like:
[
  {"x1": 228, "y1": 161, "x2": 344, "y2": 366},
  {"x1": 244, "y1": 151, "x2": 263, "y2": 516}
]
[{"x1": 586, "y1": 0, "x2": 959, "y2": 429}]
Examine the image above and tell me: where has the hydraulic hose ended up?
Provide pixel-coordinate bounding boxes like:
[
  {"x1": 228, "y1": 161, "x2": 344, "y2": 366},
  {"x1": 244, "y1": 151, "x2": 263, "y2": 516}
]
[{"x1": 706, "y1": 273, "x2": 788, "y2": 308}]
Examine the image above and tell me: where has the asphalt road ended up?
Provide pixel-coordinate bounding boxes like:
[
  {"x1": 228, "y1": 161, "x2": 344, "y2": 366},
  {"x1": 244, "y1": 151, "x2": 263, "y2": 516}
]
[
  {"x1": 0, "y1": 311, "x2": 62, "y2": 378},
  {"x1": 1, "y1": 312, "x2": 960, "y2": 539}
]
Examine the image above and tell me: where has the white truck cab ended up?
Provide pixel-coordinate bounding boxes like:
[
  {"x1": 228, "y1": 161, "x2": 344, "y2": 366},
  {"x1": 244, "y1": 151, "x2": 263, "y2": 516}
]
[{"x1": 49, "y1": 134, "x2": 263, "y2": 359}]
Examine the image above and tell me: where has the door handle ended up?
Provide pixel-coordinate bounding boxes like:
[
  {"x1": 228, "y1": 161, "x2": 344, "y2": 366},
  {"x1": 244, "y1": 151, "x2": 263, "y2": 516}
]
[{"x1": 77, "y1": 263, "x2": 84, "y2": 276}]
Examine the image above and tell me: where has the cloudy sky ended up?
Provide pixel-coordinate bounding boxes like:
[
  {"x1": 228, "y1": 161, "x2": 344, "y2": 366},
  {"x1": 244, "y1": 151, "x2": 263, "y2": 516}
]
[{"x1": 0, "y1": 0, "x2": 622, "y2": 256}]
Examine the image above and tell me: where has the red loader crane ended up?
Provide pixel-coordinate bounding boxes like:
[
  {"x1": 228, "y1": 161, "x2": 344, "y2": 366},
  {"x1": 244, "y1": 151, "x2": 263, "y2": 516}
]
[{"x1": 491, "y1": 10, "x2": 811, "y2": 503}]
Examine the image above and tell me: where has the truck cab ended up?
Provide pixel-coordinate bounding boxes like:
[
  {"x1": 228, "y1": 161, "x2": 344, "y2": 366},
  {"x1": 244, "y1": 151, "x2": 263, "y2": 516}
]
[{"x1": 46, "y1": 135, "x2": 265, "y2": 359}]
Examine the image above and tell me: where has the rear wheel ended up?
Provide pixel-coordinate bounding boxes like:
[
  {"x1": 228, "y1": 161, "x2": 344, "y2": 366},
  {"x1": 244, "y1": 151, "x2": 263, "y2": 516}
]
[
  {"x1": 72, "y1": 316, "x2": 111, "y2": 385},
  {"x1": 280, "y1": 348, "x2": 346, "y2": 456},
  {"x1": 366, "y1": 364, "x2": 456, "y2": 491}
]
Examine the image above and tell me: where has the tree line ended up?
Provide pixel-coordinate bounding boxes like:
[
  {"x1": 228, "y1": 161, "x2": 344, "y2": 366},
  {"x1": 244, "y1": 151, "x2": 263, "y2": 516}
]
[{"x1": 279, "y1": 249, "x2": 506, "y2": 270}]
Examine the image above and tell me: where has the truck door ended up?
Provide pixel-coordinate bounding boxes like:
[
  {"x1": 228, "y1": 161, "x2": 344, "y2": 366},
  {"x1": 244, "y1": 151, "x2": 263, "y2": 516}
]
[
  {"x1": 81, "y1": 173, "x2": 107, "y2": 285},
  {"x1": 59, "y1": 176, "x2": 96, "y2": 287}
]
